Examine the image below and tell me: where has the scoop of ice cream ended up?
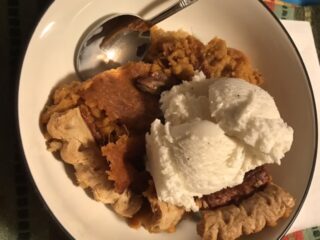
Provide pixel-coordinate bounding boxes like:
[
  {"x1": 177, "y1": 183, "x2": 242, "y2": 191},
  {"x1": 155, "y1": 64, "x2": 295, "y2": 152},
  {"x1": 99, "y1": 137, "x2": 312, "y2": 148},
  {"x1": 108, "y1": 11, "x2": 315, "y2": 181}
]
[
  {"x1": 146, "y1": 119, "x2": 245, "y2": 211},
  {"x1": 146, "y1": 75, "x2": 294, "y2": 211},
  {"x1": 160, "y1": 72, "x2": 211, "y2": 125},
  {"x1": 209, "y1": 78, "x2": 294, "y2": 164}
]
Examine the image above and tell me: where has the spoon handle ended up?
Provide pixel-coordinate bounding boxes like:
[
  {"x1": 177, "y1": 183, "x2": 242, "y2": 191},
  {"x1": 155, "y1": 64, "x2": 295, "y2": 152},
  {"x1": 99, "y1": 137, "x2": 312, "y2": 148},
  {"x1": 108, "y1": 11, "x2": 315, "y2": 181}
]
[{"x1": 148, "y1": 0, "x2": 199, "y2": 26}]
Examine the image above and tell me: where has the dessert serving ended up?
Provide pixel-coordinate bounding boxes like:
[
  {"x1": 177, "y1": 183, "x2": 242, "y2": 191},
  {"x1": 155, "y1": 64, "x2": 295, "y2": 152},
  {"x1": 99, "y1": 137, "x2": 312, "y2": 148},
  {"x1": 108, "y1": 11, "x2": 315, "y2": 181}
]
[{"x1": 40, "y1": 27, "x2": 295, "y2": 240}]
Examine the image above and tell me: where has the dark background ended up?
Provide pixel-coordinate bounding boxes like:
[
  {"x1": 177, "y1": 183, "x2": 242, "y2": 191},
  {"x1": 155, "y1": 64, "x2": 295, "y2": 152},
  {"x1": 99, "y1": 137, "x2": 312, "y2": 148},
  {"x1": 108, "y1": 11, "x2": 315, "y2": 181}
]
[{"x1": 1, "y1": 0, "x2": 70, "y2": 239}]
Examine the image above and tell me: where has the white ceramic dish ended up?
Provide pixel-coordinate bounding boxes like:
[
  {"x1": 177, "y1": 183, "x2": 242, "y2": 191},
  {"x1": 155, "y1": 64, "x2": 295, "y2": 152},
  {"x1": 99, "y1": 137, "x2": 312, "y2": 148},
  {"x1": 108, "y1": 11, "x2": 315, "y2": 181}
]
[{"x1": 18, "y1": 0, "x2": 317, "y2": 239}]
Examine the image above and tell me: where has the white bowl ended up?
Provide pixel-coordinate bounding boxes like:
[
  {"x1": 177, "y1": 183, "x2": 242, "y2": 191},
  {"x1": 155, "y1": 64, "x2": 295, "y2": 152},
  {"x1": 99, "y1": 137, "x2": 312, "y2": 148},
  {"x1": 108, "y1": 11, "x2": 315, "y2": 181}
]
[{"x1": 18, "y1": 0, "x2": 317, "y2": 239}]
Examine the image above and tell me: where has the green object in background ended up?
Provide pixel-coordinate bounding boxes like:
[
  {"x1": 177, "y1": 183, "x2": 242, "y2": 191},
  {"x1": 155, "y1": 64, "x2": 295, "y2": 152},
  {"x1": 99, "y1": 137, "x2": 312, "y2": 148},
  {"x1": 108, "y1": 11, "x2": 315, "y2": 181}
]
[{"x1": 274, "y1": 5, "x2": 296, "y2": 19}]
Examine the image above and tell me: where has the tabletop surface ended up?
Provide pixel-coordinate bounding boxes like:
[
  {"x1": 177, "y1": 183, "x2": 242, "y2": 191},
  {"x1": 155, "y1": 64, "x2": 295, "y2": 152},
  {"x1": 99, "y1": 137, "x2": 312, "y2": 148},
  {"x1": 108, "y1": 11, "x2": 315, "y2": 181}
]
[{"x1": 0, "y1": 1, "x2": 319, "y2": 239}]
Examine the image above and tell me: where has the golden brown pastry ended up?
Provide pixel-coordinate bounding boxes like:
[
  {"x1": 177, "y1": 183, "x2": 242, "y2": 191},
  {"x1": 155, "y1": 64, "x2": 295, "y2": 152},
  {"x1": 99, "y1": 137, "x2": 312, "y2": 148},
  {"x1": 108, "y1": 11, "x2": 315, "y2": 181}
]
[
  {"x1": 146, "y1": 27, "x2": 204, "y2": 80},
  {"x1": 130, "y1": 184, "x2": 185, "y2": 233},
  {"x1": 46, "y1": 107, "x2": 142, "y2": 217},
  {"x1": 79, "y1": 62, "x2": 160, "y2": 132},
  {"x1": 41, "y1": 81, "x2": 82, "y2": 124},
  {"x1": 197, "y1": 183, "x2": 295, "y2": 240},
  {"x1": 201, "y1": 38, "x2": 263, "y2": 85}
]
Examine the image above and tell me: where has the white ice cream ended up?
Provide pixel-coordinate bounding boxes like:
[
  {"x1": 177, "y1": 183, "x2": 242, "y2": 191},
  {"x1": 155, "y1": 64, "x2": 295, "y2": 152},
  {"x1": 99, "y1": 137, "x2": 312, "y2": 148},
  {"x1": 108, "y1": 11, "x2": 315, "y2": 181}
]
[
  {"x1": 146, "y1": 75, "x2": 294, "y2": 211},
  {"x1": 209, "y1": 79, "x2": 294, "y2": 165},
  {"x1": 146, "y1": 119, "x2": 245, "y2": 211}
]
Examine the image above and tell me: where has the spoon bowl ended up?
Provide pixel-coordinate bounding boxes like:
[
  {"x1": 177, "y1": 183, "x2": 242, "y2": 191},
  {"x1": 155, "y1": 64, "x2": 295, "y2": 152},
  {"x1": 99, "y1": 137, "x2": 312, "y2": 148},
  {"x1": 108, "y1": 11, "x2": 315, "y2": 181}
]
[
  {"x1": 74, "y1": 0, "x2": 199, "y2": 80},
  {"x1": 74, "y1": 14, "x2": 150, "y2": 80}
]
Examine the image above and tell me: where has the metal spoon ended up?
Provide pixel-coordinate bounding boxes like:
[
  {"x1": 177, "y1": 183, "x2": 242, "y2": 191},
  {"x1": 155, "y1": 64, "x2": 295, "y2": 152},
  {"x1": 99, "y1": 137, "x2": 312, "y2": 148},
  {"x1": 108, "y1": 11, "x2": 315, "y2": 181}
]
[{"x1": 74, "y1": 0, "x2": 199, "y2": 80}]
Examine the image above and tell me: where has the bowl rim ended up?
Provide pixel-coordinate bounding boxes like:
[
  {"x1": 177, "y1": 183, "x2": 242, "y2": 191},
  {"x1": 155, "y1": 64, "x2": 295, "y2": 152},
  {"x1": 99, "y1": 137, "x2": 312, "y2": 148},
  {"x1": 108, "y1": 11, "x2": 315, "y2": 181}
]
[{"x1": 16, "y1": 1, "x2": 318, "y2": 240}]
